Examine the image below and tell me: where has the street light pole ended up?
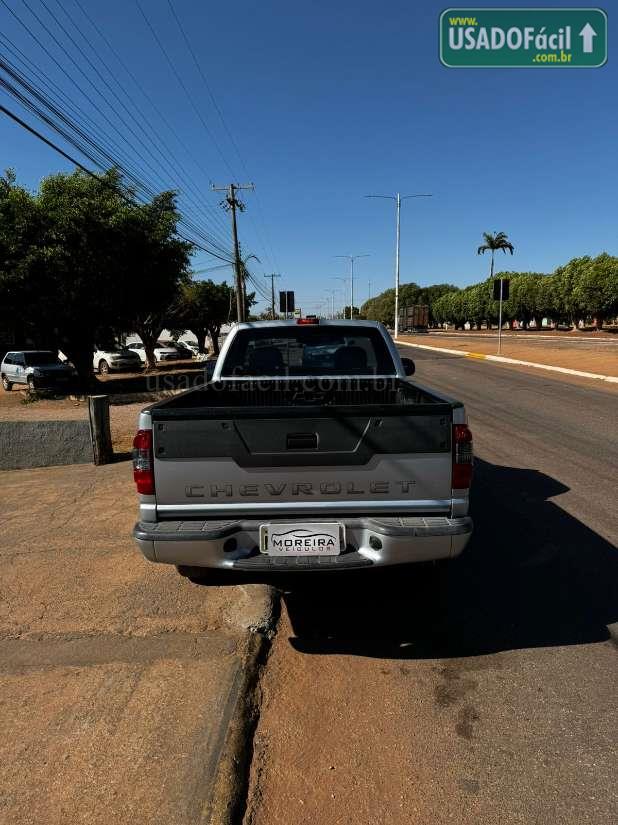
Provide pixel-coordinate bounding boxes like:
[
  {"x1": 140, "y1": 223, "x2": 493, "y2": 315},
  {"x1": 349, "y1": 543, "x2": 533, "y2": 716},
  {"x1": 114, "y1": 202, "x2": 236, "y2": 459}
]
[
  {"x1": 498, "y1": 278, "x2": 504, "y2": 355},
  {"x1": 334, "y1": 254, "x2": 370, "y2": 319},
  {"x1": 395, "y1": 193, "x2": 401, "y2": 338},
  {"x1": 325, "y1": 289, "x2": 338, "y2": 319},
  {"x1": 330, "y1": 277, "x2": 348, "y2": 317},
  {"x1": 365, "y1": 192, "x2": 432, "y2": 338}
]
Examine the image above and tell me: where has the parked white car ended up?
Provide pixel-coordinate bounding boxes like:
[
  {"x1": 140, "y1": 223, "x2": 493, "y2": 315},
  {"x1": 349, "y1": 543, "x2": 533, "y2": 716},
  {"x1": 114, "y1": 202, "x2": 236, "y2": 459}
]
[
  {"x1": 127, "y1": 341, "x2": 180, "y2": 363},
  {"x1": 93, "y1": 346, "x2": 143, "y2": 374}
]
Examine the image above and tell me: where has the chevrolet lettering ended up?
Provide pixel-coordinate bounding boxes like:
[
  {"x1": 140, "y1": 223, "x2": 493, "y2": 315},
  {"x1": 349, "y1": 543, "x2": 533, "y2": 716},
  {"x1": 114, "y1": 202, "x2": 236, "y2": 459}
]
[{"x1": 185, "y1": 480, "x2": 417, "y2": 498}]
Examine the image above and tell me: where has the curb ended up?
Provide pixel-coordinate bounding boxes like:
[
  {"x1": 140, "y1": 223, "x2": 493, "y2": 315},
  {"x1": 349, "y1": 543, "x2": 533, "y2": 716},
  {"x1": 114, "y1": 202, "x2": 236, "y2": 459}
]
[
  {"x1": 203, "y1": 587, "x2": 280, "y2": 825},
  {"x1": 396, "y1": 340, "x2": 618, "y2": 384}
]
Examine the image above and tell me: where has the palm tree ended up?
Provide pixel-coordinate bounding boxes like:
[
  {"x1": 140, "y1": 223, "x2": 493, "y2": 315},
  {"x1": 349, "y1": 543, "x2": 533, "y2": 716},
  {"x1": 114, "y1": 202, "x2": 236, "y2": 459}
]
[{"x1": 477, "y1": 231, "x2": 514, "y2": 279}]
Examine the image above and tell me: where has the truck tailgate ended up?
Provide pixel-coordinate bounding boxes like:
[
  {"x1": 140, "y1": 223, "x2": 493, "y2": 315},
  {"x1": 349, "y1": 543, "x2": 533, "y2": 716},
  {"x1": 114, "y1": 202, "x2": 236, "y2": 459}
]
[{"x1": 151, "y1": 400, "x2": 454, "y2": 518}]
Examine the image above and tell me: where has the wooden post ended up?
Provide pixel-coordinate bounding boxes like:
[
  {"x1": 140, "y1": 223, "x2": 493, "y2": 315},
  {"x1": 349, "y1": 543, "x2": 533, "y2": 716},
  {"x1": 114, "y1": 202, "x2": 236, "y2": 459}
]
[{"x1": 88, "y1": 395, "x2": 113, "y2": 465}]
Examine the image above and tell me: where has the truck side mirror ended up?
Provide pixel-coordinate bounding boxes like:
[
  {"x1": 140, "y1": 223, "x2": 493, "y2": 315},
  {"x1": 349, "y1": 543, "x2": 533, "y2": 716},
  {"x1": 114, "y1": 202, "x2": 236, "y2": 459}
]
[{"x1": 401, "y1": 357, "x2": 415, "y2": 376}]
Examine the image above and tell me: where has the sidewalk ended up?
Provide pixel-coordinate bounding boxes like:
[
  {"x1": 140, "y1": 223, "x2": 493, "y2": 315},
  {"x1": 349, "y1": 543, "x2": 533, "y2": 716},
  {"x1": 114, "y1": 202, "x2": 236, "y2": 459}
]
[
  {"x1": 0, "y1": 461, "x2": 273, "y2": 825},
  {"x1": 397, "y1": 333, "x2": 618, "y2": 379}
]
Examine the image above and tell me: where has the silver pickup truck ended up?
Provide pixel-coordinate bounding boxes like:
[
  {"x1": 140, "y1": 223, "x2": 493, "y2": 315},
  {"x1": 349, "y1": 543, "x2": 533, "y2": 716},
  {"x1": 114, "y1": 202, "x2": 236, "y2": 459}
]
[{"x1": 133, "y1": 319, "x2": 473, "y2": 580}]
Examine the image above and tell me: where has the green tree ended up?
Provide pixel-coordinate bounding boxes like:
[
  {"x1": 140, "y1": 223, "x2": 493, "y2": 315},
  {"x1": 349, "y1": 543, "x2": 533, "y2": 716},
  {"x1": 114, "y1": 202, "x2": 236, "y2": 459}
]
[
  {"x1": 498, "y1": 272, "x2": 546, "y2": 329},
  {"x1": 0, "y1": 168, "x2": 191, "y2": 379},
  {"x1": 362, "y1": 282, "x2": 459, "y2": 327},
  {"x1": 477, "y1": 231, "x2": 515, "y2": 280},
  {"x1": 552, "y1": 256, "x2": 590, "y2": 328},
  {"x1": 572, "y1": 253, "x2": 618, "y2": 329},
  {"x1": 172, "y1": 279, "x2": 235, "y2": 356},
  {"x1": 462, "y1": 283, "x2": 489, "y2": 329}
]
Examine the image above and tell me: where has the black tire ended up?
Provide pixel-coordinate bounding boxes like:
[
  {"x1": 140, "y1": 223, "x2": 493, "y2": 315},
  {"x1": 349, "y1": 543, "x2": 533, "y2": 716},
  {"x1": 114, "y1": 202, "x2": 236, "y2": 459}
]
[
  {"x1": 98, "y1": 359, "x2": 110, "y2": 375},
  {"x1": 1, "y1": 375, "x2": 12, "y2": 391}
]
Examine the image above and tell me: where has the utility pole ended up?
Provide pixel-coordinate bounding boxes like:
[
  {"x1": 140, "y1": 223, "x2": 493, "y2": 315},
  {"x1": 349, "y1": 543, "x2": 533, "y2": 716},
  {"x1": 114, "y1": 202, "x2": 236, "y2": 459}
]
[
  {"x1": 264, "y1": 273, "x2": 281, "y2": 319},
  {"x1": 368, "y1": 280, "x2": 372, "y2": 302},
  {"x1": 334, "y1": 254, "x2": 370, "y2": 319},
  {"x1": 365, "y1": 192, "x2": 432, "y2": 338},
  {"x1": 211, "y1": 182, "x2": 254, "y2": 322}
]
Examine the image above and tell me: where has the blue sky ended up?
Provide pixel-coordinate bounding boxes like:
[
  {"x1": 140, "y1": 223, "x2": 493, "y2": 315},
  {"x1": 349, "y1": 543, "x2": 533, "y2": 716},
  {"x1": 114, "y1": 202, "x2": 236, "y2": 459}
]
[{"x1": 1, "y1": 0, "x2": 616, "y2": 314}]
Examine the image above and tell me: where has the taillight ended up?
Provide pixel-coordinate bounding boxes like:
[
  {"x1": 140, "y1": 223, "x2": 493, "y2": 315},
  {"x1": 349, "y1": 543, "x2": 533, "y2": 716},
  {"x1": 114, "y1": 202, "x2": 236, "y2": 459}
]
[
  {"x1": 452, "y1": 424, "x2": 473, "y2": 489},
  {"x1": 132, "y1": 429, "x2": 154, "y2": 494},
  {"x1": 296, "y1": 317, "x2": 319, "y2": 325}
]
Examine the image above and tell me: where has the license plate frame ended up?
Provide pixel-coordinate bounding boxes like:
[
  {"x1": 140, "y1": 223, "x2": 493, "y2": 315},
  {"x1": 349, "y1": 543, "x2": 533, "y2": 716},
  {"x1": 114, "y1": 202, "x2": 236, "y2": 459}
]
[{"x1": 260, "y1": 522, "x2": 344, "y2": 556}]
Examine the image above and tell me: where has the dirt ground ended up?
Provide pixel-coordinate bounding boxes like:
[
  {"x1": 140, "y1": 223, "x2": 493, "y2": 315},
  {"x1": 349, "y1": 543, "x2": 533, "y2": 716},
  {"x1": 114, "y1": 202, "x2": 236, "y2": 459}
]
[
  {"x1": 399, "y1": 331, "x2": 618, "y2": 377},
  {"x1": 244, "y1": 603, "x2": 617, "y2": 825},
  {"x1": 0, "y1": 460, "x2": 272, "y2": 825}
]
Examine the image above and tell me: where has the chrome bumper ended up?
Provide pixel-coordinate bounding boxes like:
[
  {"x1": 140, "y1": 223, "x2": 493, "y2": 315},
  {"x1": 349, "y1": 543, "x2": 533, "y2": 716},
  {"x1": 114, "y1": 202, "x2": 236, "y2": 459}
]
[{"x1": 133, "y1": 515, "x2": 473, "y2": 571}]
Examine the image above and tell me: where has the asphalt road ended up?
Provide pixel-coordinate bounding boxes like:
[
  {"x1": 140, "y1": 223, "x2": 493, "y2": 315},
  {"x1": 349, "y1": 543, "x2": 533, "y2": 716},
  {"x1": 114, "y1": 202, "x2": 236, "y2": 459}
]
[{"x1": 244, "y1": 351, "x2": 618, "y2": 825}]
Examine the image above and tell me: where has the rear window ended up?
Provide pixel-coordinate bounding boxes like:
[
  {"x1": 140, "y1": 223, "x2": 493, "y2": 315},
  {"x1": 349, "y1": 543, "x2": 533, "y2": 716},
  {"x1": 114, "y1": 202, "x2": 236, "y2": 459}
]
[{"x1": 220, "y1": 326, "x2": 396, "y2": 377}]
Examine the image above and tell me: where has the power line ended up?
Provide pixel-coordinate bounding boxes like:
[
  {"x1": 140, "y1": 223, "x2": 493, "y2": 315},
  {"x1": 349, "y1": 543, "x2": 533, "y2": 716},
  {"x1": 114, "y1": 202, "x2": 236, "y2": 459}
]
[
  {"x1": 17, "y1": 0, "x2": 172, "y2": 188},
  {"x1": 47, "y1": 0, "x2": 233, "y2": 246},
  {"x1": 69, "y1": 0, "x2": 232, "y2": 242},
  {"x1": 164, "y1": 0, "x2": 281, "y2": 273},
  {"x1": 0, "y1": 0, "x2": 234, "y2": 256},
  {"x1": 0, "y1": 101, "x2": 231, "y2": 260},
  {"x1": 0, "y1": 65, "x2": 232, "y2": 258},
  {"x1": 135, "y1": 0, "x2": 236, "y2": 180},
  {"x1": 0, "y1": 32, "x2": 233, "y2": 259},
  {"x1": 33, "y1": 0, "x2": 233, "y2": 251}
]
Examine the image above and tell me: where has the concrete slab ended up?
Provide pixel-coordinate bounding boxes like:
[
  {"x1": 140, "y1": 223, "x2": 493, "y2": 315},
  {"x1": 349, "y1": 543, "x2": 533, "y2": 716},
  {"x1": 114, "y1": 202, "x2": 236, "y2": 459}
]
[
  {"x1": 0, "y1": 420, "x2": 93, "y2": 470},
  {"x1": 0, "y1": 632, "x2": 247, "y2": 825}
]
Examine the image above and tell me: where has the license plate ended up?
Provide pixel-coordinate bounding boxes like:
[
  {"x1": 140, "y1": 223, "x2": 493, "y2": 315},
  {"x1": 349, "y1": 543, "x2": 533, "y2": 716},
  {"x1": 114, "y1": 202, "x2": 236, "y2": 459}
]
[{"x1": 260, "y1": 522, "x2": 344, "y2": 556}]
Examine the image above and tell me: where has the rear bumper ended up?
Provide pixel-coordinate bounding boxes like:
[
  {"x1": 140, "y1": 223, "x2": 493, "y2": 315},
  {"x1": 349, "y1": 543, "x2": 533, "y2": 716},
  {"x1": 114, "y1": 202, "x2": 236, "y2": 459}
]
[{"x1": 133, "y1": 515, "x2": 473, "y2": 571}]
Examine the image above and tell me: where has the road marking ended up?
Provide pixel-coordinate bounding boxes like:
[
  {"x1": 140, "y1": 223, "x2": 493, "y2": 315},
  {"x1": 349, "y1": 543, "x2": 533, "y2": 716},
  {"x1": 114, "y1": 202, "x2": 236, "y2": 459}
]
[{"x1": 396, "y1": 340, "x2": 618, "y2": 384}]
